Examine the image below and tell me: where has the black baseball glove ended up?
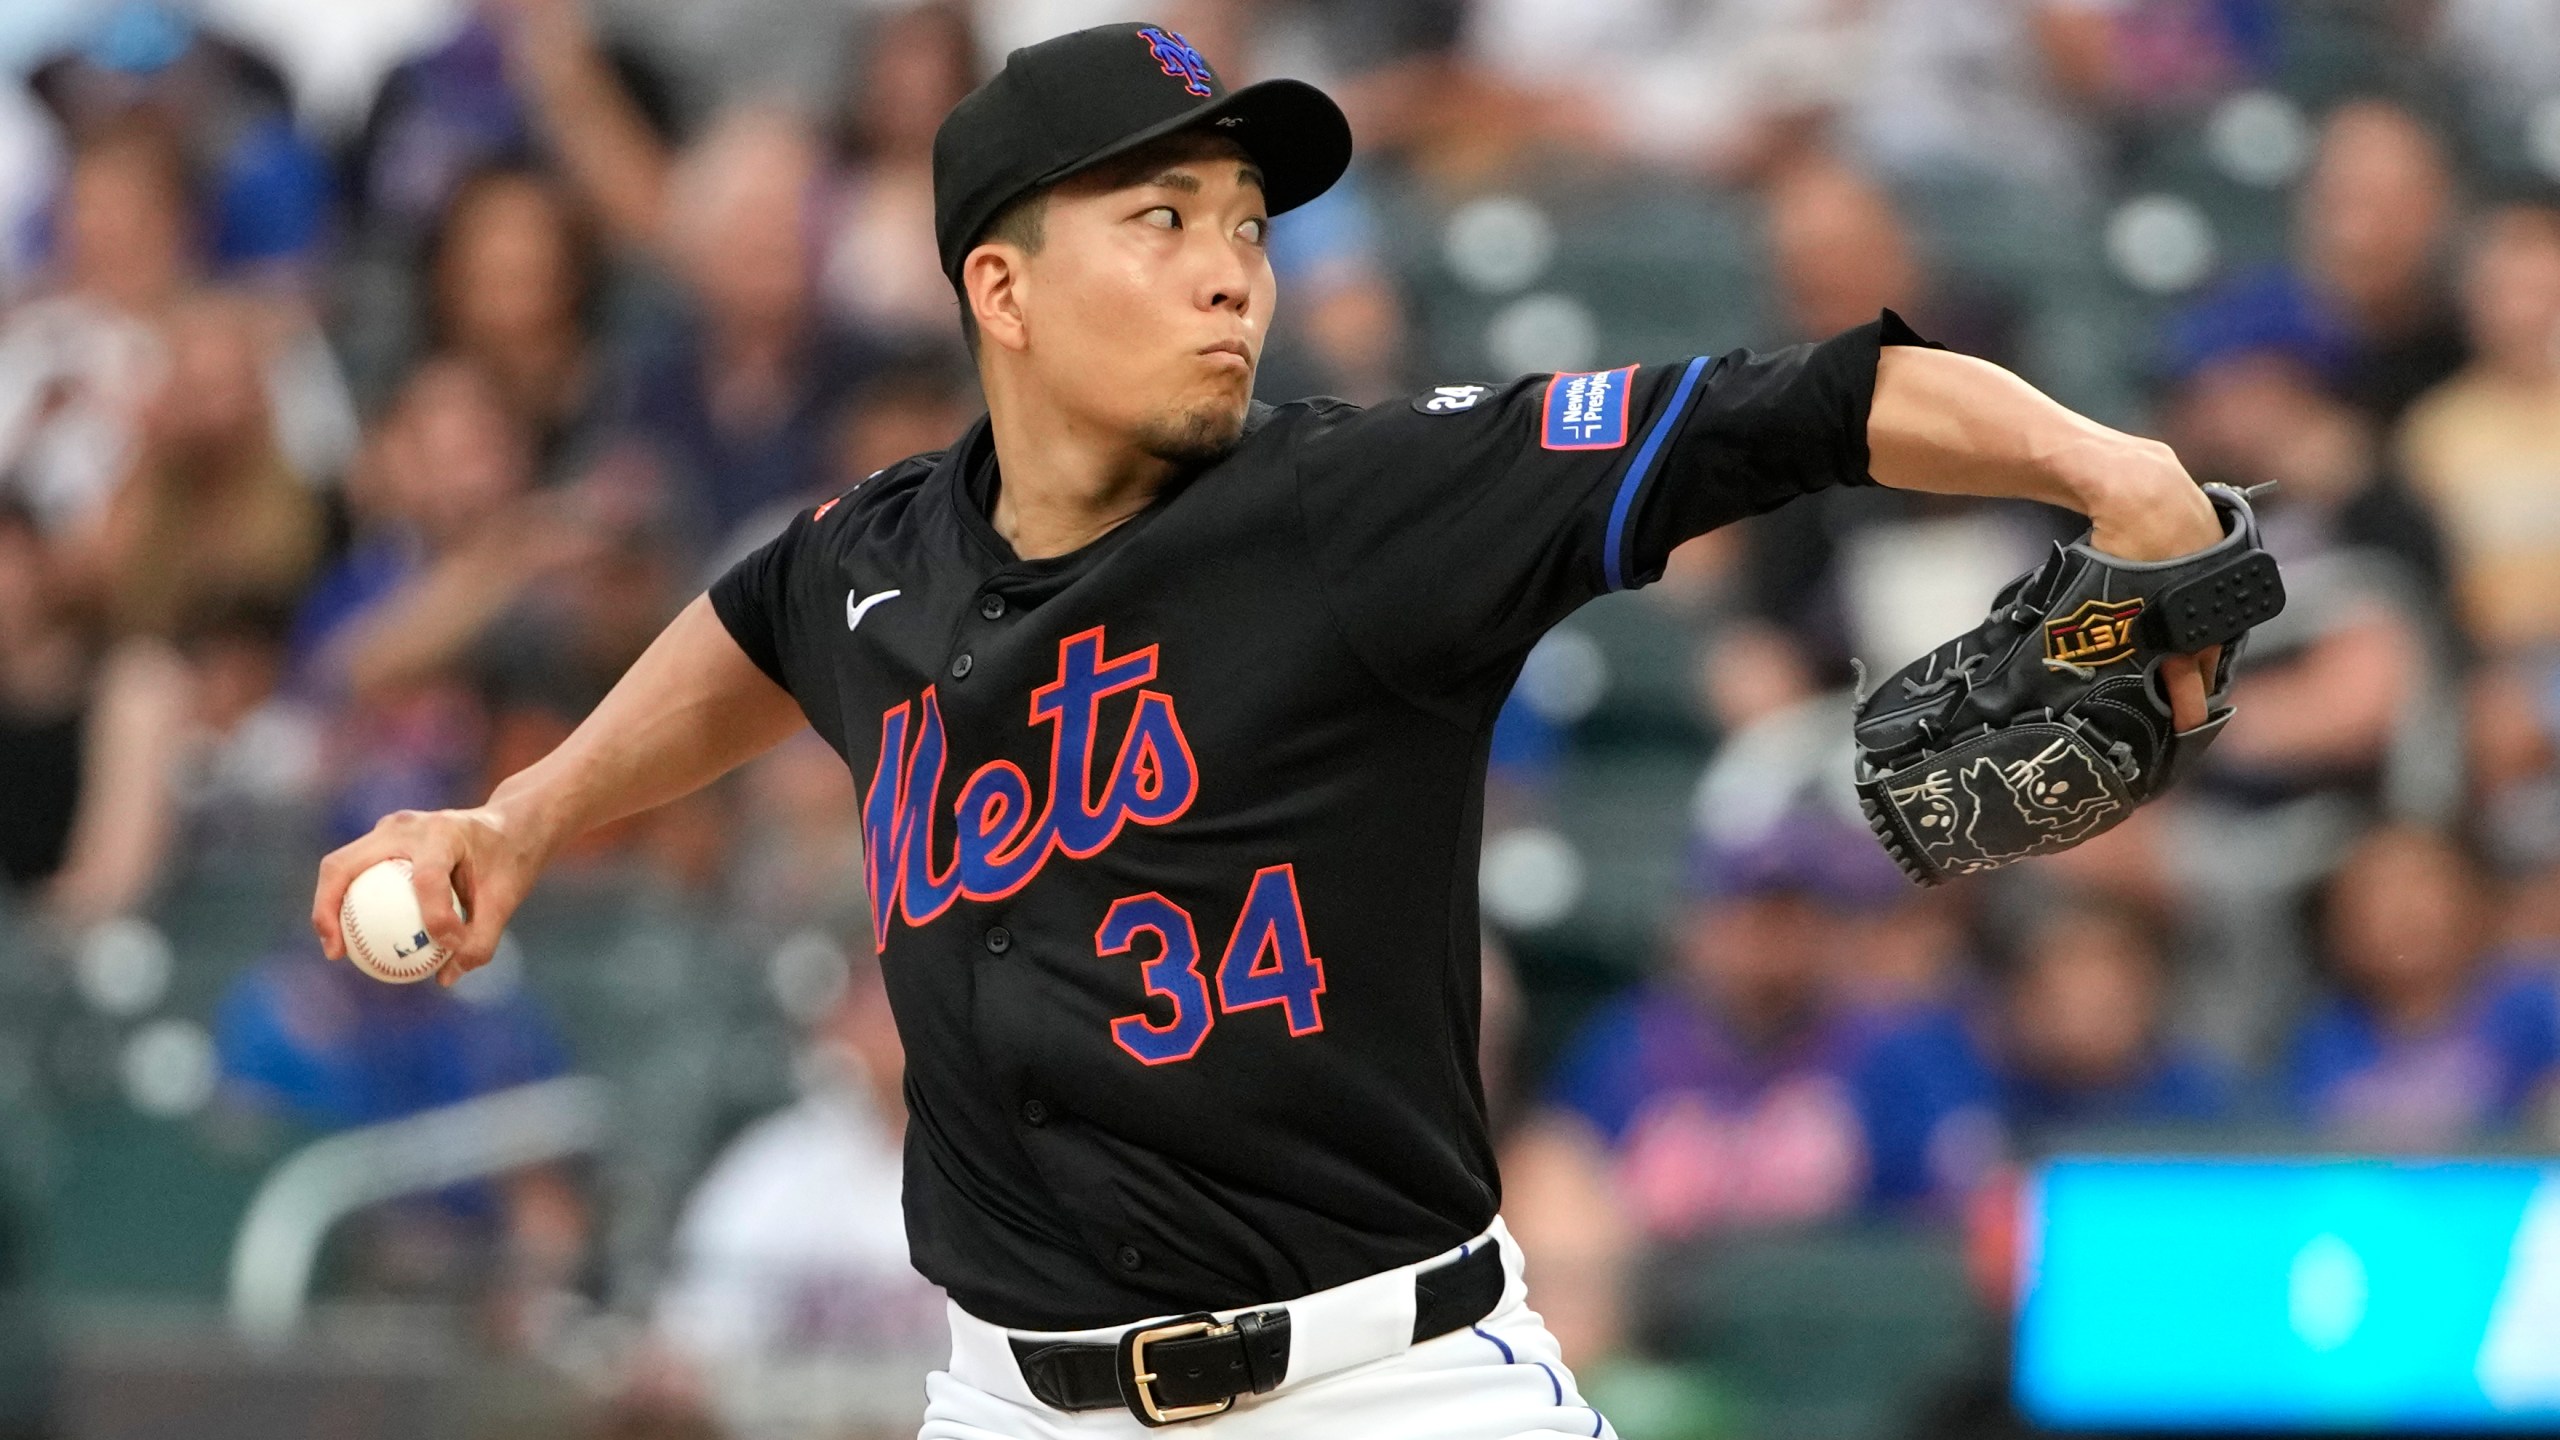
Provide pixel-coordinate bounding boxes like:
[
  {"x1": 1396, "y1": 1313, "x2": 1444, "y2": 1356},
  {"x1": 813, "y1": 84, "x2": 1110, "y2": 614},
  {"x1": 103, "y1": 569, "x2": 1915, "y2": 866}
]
[{"x1": 1850, "y1": 483, "x2": 2285, "y2": 886}]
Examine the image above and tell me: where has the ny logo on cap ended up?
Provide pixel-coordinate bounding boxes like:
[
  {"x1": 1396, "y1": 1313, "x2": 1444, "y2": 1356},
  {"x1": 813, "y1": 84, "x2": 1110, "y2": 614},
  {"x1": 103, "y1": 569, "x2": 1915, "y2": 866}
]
[{"x1": 1137, "y1": 26, "x2": 1214, "y2": 98}]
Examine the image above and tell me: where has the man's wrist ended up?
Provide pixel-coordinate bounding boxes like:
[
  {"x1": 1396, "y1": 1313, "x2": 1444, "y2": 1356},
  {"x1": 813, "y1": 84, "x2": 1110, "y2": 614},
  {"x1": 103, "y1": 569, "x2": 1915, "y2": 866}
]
[
  {"x1": 2063, "y1": 437, "x2": 2221, "y2": 562},
  {"x1": 477, "y1": 783, "x2": 570, "y2": 873}
]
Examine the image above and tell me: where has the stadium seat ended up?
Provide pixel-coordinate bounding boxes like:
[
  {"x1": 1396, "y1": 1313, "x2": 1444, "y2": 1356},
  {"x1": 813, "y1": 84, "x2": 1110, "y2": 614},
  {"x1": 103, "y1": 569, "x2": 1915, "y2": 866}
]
[{"x1": 1640, "y1": 1226, "x2": 1991, "y2": 1440}]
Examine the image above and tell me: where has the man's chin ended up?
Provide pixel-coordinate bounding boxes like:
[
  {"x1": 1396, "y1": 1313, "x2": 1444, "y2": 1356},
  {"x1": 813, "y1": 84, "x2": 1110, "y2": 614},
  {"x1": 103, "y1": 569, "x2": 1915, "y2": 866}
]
[{"x1": 1136, "y1": 397, "x2": 1250, "y2": 468}]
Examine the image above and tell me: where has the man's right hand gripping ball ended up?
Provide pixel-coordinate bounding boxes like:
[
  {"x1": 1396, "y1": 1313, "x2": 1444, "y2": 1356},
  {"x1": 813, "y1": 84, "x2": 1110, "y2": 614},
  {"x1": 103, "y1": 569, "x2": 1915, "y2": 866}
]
[{"x1": 1851, "y1": 482, "x2": 2286, "y2": 886}]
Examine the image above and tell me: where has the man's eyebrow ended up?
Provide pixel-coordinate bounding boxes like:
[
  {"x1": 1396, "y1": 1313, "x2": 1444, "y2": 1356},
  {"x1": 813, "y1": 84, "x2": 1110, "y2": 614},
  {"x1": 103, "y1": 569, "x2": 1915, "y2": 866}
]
[{"x1": 1132, "y1": 163, "x2": 1268, "y2": 197}]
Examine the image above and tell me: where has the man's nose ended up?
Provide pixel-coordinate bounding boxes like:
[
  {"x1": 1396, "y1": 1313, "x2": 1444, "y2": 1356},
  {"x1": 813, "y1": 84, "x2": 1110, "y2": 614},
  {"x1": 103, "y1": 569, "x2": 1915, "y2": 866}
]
[{"x1": 1196, "y1": 233, "x2": 1255, "y2": 315}]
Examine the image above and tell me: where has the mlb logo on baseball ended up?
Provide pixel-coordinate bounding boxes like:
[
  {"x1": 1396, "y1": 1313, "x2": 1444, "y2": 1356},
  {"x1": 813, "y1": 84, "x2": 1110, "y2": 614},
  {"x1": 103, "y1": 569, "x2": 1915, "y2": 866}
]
[{"x1": 1541, "y1": 365, "x2": 1636, "y2": 450}]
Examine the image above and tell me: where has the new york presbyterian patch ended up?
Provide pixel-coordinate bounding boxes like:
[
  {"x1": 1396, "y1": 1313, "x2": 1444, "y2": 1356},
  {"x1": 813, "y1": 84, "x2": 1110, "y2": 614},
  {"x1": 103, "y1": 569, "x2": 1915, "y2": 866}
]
[{"x1": 1540, "y1": 365, "x2": 1638, "y2": 450}]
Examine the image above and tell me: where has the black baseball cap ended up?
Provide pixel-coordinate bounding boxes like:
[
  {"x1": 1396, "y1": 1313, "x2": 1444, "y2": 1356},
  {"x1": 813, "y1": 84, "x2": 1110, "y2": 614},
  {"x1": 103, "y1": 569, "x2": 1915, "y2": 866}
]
[{"x1": 931, "y1": 22, "x2": 1354, "y2": 290}]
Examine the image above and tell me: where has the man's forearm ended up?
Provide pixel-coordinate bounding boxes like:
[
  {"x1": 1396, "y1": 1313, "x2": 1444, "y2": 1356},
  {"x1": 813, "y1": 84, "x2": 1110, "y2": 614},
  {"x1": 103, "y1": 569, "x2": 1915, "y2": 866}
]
[
  {"x1": 481, "y1": 594, "x2": 808, "y2": 864},
  {"x1": 1866, "y1": 346, "x2": 2219, "y2": 562},
  {"x1": 501, "y1": 0, "x2": 670, "y2": 253}
]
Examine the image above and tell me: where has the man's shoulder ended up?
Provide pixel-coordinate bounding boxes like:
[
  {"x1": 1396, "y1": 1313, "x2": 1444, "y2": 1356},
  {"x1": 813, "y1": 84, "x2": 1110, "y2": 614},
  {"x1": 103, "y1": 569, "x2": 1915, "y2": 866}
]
[
  {"x1": 1240, "y1": 379, "x2": 1540, "y2": 468},
  {"x1": 812, "y1": 450, "x2": 943, "y2": 529}
]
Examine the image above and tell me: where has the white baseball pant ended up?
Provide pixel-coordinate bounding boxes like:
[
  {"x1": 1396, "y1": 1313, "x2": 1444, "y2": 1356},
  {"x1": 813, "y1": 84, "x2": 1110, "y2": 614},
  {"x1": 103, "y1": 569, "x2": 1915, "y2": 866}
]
[{"x1": 918, "y1": 1217, "x2": 1616, "y2": 1440}]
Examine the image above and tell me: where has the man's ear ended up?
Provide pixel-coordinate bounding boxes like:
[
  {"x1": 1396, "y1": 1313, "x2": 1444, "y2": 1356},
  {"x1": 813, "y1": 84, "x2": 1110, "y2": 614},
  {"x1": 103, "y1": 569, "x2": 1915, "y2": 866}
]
[{"x1": 964, "y1": 246, "x2": 1031, "y2": 355}]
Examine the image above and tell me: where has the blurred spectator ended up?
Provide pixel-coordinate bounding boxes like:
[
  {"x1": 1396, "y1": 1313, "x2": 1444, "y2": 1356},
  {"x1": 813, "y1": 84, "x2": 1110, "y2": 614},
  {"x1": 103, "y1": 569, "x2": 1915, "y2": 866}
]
[
  {"x1": 2154, "y1": 308, "x2": 2449, "y2": 813},
  {"x1": 611, "y1": 108, "x2": 878, "y2": 547},
  {"x1": 2429, "y1": 0, "x2": 2560, "y2": 171},
  {"x1": 179, "y1": 0, "x2": 468, "y2": 139},
  {"x1": 0, "y1": 503, "x2": 84, "y2": 893},
  {"x1": 1853, "y1": 894, "x2": 2234, "y2": 1216},
  {"x1": 2285, "y1": 824, "x2": 2560, "y2": 1146},
  {"x1": 83, "y1": 291, "x2": 323, "y2": 639},
  {"x1": 0, "y1": 115, "x2": 191, "y2": 538},
  {"x1": 468, "y1": 456, "x2": 686, "y2": 803},
  {"x1": 40, "y1": 592, "x2": 323, "y2": 927},
  {"x1": 1729, "y1": 158, "x2": 2054, "y2": 689},
  {"x1": 1765, "y1": 154, "x2": 1924, "y2": 342},
  {"x1": 295, "y1": 355, "x2": 688, "y2": 864},
  {"x1": 1504, "y1": 813, "x2": 1882, "y2": 1361},
  {"x1": 2398, "y1": 199, "x2": 2560, "y2": 656},
  {"x1": 0, "y1": 86, "x2": 62, "y2": 299},
  {"x1": 332, "y1": 1, "x2": 677, "y2": 406},
  {"x1": 15, "y1": 291, "x2": 326, "y2": 924},
  {"x1": 652, "y1": 943, "x2": 943, "y2": 1436},
  {"x1": 0, "y1": 109, "x2": 354, "y2": 541},
  {"x1": 216, "y1": 940, "x2": 568, "y2": 1122},
  {"x1": 2181, "y1": 100, "x2": 2468, "y2": 431},
  {"x1": 295, "y1": 359, "x2": 550, "y2": 838},
  {"x1": 1986, "y1": 895, "x2": 2234, "y2": 1132},
  {"x1": 24, "y1": 1, "x2": 331, "y2": 279},
  {"x1": 2469, "y1": 654, "x2": 2560, "y2": 944},
  {"x1": 2099, "y1": 0, "x2": 2282, "y2": 117},
  {"x1": 2147, "y1": 305, "x2": 2456, "y2": 1057},
  {"x1": 2299, "y1": 100, "x2": 2469, "y2": 425},
  {"x1": 300, "y1": 358, "x2": 557, "y2": 701},
  {"x1": 817, "y1": 2, "x2": 978, "y2": 345},
  {"x1": 701, "y1": 347, "x2": 983, "y2": 585},
  {"x1": 829, "y1": 354, "x2": 978, "y2": 486},
  {"x1": 488, "y1": 0, "x2": 682, "y2": 265},
  {"x1": 1465, "y1": 0, "x2": 2112, "y2": 191},
  {"x1": 1581, "y1": 818, "x2": 1882, "y2": 1232},
  {"x1": 350, "y1": 10, "x2": 542, "y2": 239},
  {"x1": 424, "y1": 166, "x2": 608, "y2": 477}
]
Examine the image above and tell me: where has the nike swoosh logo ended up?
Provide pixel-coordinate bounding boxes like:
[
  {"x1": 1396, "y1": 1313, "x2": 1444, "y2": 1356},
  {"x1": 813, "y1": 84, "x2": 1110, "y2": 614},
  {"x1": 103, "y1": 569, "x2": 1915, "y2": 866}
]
[{"x1": 846, "y1": 588, "x2": 901, "y2": 632}]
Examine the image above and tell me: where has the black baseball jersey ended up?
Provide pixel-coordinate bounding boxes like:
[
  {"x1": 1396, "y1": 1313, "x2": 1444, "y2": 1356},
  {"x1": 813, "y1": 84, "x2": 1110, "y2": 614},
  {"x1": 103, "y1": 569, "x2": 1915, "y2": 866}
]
[{"x1": 709, "y1": 311, "x2": 1927, "y2": 1330}]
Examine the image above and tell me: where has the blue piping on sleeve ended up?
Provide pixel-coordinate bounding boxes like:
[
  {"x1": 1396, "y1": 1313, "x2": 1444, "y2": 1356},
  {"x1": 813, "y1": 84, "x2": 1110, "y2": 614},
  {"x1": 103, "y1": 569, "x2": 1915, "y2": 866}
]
[{"x1": 1601, "y1": 355, "x2": 1712, "y2": 592}]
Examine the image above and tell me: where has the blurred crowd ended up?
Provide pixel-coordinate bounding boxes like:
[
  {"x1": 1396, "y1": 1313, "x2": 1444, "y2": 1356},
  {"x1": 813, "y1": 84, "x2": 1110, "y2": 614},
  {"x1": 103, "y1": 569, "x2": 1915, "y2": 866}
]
[{"x1": 0, "y1": 0, "x2": 2557, "y2": 1436}]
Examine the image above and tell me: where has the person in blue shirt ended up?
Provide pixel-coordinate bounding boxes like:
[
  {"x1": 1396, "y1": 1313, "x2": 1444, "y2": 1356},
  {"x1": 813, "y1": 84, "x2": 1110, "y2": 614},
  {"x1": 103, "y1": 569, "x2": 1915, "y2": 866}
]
[
  {"x1": 2284, "y1": 823, "x2": 2560, "y2": 1144},
  {"x1": 1853, "y1": 892, "x2": 2234, "y2": 1212},
  {"x1": 1504, "y1": 809, "x2": 1891, "y2": 1364},
  {"x1": 1539, "y1": 812, "x2": 1891, "y2": 1241}
]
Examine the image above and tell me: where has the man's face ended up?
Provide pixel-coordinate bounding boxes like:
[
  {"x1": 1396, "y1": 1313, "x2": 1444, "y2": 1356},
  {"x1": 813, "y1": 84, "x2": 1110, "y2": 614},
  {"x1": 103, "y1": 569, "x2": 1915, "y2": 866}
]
[
  {"x1": 1680, "y1": 892, "x2": 1830, "y2": 1043},
  {"x1": 977, "y1": 136, "x2": 1275, "y2": 465}
]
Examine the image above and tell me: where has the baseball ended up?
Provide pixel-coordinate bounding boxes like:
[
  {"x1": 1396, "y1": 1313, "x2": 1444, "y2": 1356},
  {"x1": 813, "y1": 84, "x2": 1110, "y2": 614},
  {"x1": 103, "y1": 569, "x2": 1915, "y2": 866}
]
[{"x1": 339, "y1": 858, "x2": 464, "y2": 984}]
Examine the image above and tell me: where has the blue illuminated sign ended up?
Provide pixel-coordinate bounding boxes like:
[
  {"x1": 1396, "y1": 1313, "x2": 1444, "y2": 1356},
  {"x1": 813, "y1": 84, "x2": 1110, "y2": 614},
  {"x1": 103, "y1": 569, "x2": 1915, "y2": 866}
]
[{"x1": 2017, "y1": 1157, "x2": 2560, "y2": 1430}]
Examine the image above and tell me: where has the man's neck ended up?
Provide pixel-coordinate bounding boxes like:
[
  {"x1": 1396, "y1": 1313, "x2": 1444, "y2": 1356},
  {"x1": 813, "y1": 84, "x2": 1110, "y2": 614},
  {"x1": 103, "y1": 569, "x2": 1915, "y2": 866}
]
[{"x1": 983, "y1": 377, "x2": 1181, "y2": 561}]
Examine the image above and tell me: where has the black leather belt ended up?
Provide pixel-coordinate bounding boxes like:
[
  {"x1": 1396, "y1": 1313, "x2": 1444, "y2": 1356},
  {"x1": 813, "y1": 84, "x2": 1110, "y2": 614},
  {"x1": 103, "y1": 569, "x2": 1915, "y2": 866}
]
[{"x1": 1009, "y1": 1239, "x2": 1506, "y2": 1426}]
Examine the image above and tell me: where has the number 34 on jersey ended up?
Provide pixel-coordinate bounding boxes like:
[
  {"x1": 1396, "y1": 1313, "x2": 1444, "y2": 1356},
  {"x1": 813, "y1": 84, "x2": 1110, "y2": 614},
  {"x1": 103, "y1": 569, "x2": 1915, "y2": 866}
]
[{"x1": 861, "y1": 625, "x2": 1326, "y2": 1067}]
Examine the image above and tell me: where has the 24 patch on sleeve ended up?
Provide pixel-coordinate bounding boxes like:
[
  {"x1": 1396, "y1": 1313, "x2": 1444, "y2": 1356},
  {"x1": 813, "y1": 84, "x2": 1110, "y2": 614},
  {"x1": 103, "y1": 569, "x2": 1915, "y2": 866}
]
[{"x1": 1540, "y1": 365, "x2": 1638, "y2": 450}]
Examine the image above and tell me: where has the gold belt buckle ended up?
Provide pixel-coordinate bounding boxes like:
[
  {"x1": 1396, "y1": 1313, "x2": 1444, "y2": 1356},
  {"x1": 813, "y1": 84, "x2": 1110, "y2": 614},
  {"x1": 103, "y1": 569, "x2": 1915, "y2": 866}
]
[{"x1": 1125, "y1": 1316, "x2": 1238, "y2": 1425}]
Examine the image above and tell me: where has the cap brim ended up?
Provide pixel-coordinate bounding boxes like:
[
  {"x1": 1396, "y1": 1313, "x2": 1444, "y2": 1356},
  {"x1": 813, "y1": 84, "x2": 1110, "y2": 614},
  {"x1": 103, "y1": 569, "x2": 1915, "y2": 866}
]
[{"x1": 1035, "y1": 77, "x2": 1353, "y2": 218}]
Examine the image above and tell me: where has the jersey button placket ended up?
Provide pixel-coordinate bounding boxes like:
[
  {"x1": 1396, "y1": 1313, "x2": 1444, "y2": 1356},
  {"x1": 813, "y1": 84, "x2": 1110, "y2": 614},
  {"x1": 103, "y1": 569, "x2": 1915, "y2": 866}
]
[
  {"x1": 979, "y1": 593, "x2": 1007, "y2": 621},
  {"x1": 950, "y1": 652, "x2": 974, "y2": 679},
  {"x1": 984, "y1": 925, "x2": 1012, "y2": 954}
]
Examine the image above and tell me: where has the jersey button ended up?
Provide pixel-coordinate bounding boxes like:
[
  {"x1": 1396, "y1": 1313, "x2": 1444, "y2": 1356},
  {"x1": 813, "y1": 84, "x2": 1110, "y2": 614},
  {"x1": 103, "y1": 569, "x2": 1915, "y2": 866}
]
[
  {"x1": 1020, "y1": 1098, "x2": 1048, "y2": 1126},
  {"x1": 950, "y1": 652, "x2": 975, "y2": 679},
  {"x1": 979, "y1": 594, "x2": 1007, "y2": 621},
  {"x1": 984, "y1": 926, "x2": 1012, "y2": 954},
  {"x1": 1116, "y1": 1245, "x2": 1144, "y2": 1271}
]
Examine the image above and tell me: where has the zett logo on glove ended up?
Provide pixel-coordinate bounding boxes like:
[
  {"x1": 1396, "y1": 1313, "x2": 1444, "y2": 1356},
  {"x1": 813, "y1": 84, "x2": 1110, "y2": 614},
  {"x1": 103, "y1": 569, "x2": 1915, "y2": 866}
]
[{"x1": 2044, "y1": 598, "x2": 2145, "y2": 669}]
